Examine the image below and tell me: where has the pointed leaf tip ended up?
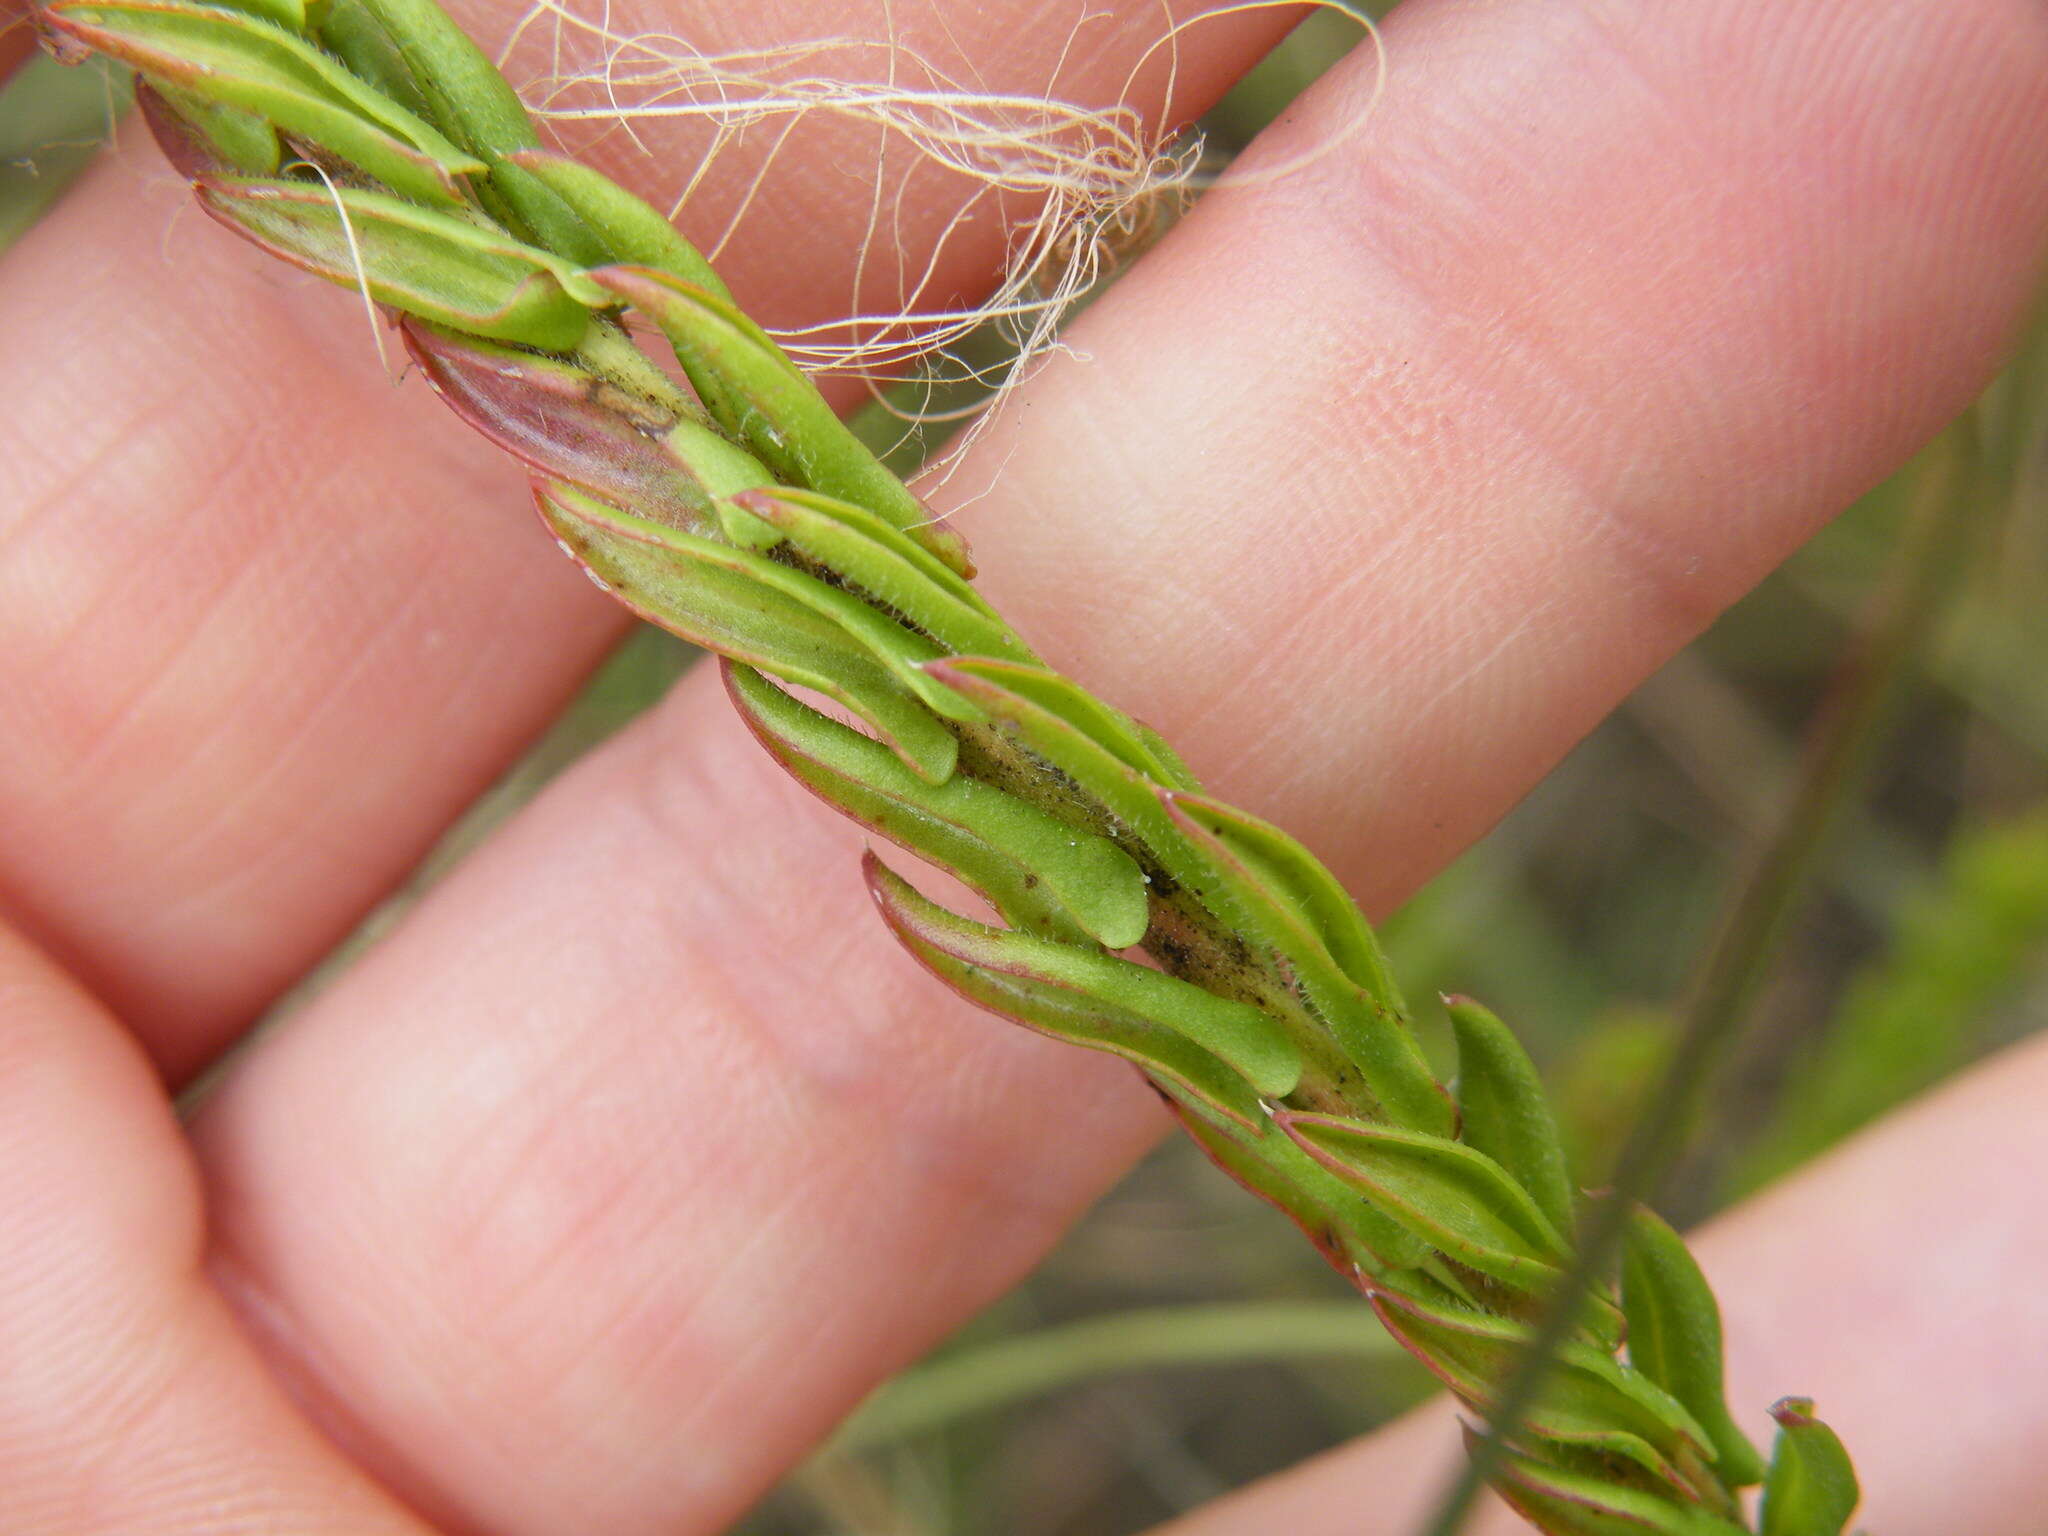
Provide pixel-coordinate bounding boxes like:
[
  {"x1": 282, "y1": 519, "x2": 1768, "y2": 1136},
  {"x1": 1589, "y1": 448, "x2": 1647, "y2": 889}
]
[
  {"x1": 539, "y1": 484, "x2": 958, "y2": 784},
  {"x1": 862, "y1": 851, "x2": 1300, "y2": 1111},
  {"x1": 1445, "y1": 995, "x2": 1575, "y2": 1237},
  {"x1": 729, "y1": 663, "x2": 1145, "y2": 948},
  {"x1": 1621, "y1": 1206, "x2": 1765, "y2": 1487},
  {"x1": 505, "y1": 148, "x2": 733, "y2": 301},
  {"x1": 1760, "y1": 1399, "x2": 1859, "y2": 1536},
  {"x1": 1482, "y1": 1436, "x2": 1753, "y2": 1536},
  {"x1": 196, "y1": 176, "x2": 596, "y2": 349},
  {"x1": 1278, "y1": 1111, "x2": 1573, "y2": 1301}
]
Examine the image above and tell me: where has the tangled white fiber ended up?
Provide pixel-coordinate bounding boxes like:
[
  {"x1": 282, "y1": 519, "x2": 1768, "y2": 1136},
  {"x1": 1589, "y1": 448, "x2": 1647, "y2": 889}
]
[{"x1": 499, "y1": 0, "x2": 1379, "y2": 462}]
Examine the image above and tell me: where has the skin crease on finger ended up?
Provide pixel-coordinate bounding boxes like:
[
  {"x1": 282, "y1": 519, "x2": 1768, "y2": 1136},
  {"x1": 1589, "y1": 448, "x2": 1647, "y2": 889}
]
[
  {"x1": 0, "y1": 0, "x2": 1294, "y2": 1083},
  {"x1": 156, "y1": 3, "x2": 2048, "y2": 1536}
]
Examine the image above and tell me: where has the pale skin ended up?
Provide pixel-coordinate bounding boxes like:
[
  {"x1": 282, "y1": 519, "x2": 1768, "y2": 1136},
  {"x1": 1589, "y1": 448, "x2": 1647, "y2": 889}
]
[{"x1": 0, "y1": 0, "x2": 2044, "y2": 1530}]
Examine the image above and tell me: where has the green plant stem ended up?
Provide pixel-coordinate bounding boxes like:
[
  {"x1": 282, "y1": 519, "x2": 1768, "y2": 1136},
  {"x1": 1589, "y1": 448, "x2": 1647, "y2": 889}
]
[
  {"x1": 1417, "y1": 420, "x2": 1978, "y2": 1536},
  {"x1": 830, "y1": 1300, "x2": 1412, "y2": 1452},
  {"x1": 1728, "y1": 805, "x2": 2048, "y2": 1196}
]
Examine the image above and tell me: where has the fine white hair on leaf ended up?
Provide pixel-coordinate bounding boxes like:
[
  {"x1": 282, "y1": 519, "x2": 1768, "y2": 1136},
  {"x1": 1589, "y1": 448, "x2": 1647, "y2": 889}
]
[
  {"x1": 288, "y1": 156, "x2": 402, "y2": 386},
  {"x1": 500, "y1": 0, "x2": 1381, "y2": 467}
]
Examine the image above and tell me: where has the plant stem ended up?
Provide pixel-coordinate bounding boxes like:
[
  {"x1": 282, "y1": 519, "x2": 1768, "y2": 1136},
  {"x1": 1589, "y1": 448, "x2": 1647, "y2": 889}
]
[
  {"x1": 1415, "y1": 418, "x2": 1977, "y2": 1536},
  {"x1": 830, "y1": 1300, "x2": 1414, "y2": 1452}
]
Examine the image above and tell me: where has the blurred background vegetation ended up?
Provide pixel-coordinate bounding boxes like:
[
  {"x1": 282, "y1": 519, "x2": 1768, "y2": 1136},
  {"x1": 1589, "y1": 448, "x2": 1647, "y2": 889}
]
[{"x1": 5, "y1": 7, "x2": 2046, "y2": 1533}]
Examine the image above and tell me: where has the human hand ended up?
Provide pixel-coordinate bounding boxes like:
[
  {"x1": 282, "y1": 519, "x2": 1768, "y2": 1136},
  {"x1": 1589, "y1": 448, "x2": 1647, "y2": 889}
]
[{"x1": 0, "y1": 0, "x2": 2044, "y2": 1531}]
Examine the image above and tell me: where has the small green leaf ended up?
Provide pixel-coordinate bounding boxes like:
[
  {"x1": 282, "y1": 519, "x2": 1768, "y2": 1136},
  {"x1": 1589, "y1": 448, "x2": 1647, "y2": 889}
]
[
  {"x1": 313, "y1": 0, "x2": 437, "y2": 122},
  {"x1": 1369, "y1": 1286, "x2": 1715, "y2": 1502},
  {"x1": 723, "y1": 487, "x2": 1022, "y2": 660},
  {"x1": 944, "y1": 659, "x2": 1186, "y2": 782},
  {"x1": 1174, "y1": 1096, "x2": 1436, "y2": 1277},
  {"x1": 1163, "y1": 790, "x2": 1451, "y2": 1136},
  {"x1": 1622, "y1": 1207, "x2": 1766, "y2": 1487},
  {"x1": 1446, "y1": 995, "x2": 1577, "y2": 1236},
  {"x1": 542, "y1": 485, "x2": 958, "y2": 784},
  {"x1": 928, "y1": 657, "x2": 1252, "y2": 945},
  {"x1": 560, "y1": 490, "x2": 983, "y2": 732},
  {"x1": 504, "y1": 148, "x2": 731, "y2": 301},
  {"x1": 324, "y1": 0, "x2": 529, "y2": 150},
  {"x1": 1759, "y1": 1399, "x2": 1859, "y2": 1536},
  {"x1": 197, "y1": 177, "x2": 597, "y2": 348},
  {"x1": 727, "y1": 665, "x2": 1151, "y2": 949},
  {"x1": 139, "y1": 77, "x2": 281, "y2": 175},
  {"x1": 1486, "y1": 1440, "x2": 1752, "y2": 1536},
  {"x1": 728, "y1": 664, "x2": 1080, "y2": 942},
  {"x1": 587, "y1": 264, "x2": 976, "y2": 579},
  {"x1": 211, "y1": 0, "x2": 303, "y2": 31},
  {"x1": 484, "y1": 163, "x2": 611, "y2": 268},
  {"x1": 865, "y1": 853, "x2": 1299, "y2": 1119},
  {"x1": 1173, "y1": 790, "x2": 1405, "y2": 1005},
  {"x1": 1281, "y1": 1114, "x2": 1570, "y2": 1297},
  {"x1": 660, "y1": 420, "x2": 781, "y2": 501},
  {"x1": 46, "y1": 0, "x2": 485, "y2": 205},
  {"x1": 318, "y1": 0, "x2": 604, "y2": 259}
]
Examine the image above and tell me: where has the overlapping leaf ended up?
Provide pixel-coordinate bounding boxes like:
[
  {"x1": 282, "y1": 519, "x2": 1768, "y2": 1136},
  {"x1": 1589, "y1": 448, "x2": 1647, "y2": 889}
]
[
  {"x1": 1484, "y1": 1440, "x2": 1751, "y2": 1536},
  {"x1": 506, "y1": 149, "x2": 733, "y2": 301},
  {"x1": 1623, "y1": 1208, "x2": 1766, "y2": 1487},
  {"x1": 403, "y1": 321, "x2": 713, "y2": 531},
  {"x1": 728, "y1": 664, "x2": 1151, "y2": 948},
  {"x1": 1164, "y1": 790, "x2": 1451, "y2": 1135},
  {"x1": 543, "y1": 484, "x2": 960, "y2": 782},
  {"x1": 1282, "y1": 1113, "x2": 1603, "y2": 1324},
  {"x1": 866, "y1": 853, "x2": 1302, "y2": 1119},
  {"x1": 722, "y1": 488, "x2": 1020, "y2": 660},
  {"x1": 311, "y1": 0, "x2": 606, "y2": 258},
  {"x1": 1170, "y1": 1101, "x2": 1441, "y2": 1275},
  {"x1": 1759, "y1": 1400, "x2": 1859, "y2": 1536},
  {"x1": 589, "y1": 265, "x2": 975, "y2": 578},
  {"x1": 1369, "y1": 1286, "x2": 1718, "y2": 1503},
  {"x1": 47, "y1": 0, "x2": 483, "y2": 204},
  {"x1": 1447, "y1": 995, "x2": 1578, "y2": 1235},
  {"x1": 198, "y1": 177, "x2": 601, "y2": 348},
  {"x1": 142, "y1": 78, "x2": 281, "y2": 173}
]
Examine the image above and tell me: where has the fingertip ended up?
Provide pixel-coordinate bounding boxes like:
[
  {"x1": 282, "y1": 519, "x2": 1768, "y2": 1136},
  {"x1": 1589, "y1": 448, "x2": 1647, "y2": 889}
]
[
  {"x1": 0, "y1": 919, "x2": 438, "y2": 1534},
  {"x1": 0, "y1": 920, "x2": 202, "y2": 1289}
]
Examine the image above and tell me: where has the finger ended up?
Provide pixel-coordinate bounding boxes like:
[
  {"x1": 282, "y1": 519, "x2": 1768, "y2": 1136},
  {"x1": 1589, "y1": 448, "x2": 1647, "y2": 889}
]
[
  {"x1": 967, "y1": 0, "x2": 2048, "y2": 915},
  {"x1": 0, "y1": 918, "x2": 435, "y2": 1535},
  {"x1": 1153, "y1": 1029, "x2": 2048, "y2": 1536},
  {"x1": 0, "y1": 0, "x2": 1290, "y2": 1083},
  {"x1": 190, "y1": 0, "x2": 2048, "y2": 1534},
  {"x1": 0, "y1": 0, "x2": 34, "y2": 78},
  {"x1": 0, "y1": 122, "x2": 623, "y2": 1081},
  {"x1": 1, "y1": 28, "x2": 32, "y2": 80}
]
